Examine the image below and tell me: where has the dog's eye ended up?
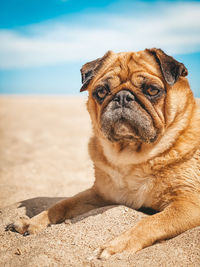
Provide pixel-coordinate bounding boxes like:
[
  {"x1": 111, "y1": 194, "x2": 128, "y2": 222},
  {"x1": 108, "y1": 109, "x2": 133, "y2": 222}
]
[
  {"x1": 146, "y1": 87, "x2": 160, "y2": 96},
  {"x1": 93, "y1": 86, "x2": 110, "y2": 103},
  {"x1": 96, "y1": 87, "x2": 108, "y2": 99}
]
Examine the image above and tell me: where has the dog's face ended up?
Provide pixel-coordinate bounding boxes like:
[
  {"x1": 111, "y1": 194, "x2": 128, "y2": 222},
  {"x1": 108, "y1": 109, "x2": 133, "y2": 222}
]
[{"x1": 80, "y1": 49, "x2": 189, "y2": 145}]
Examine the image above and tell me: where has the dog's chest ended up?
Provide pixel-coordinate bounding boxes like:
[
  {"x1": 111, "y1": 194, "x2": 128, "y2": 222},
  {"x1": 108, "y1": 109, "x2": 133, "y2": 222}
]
[{"x1": 102, "y1": 165, "x2": 154, "y2": 209}]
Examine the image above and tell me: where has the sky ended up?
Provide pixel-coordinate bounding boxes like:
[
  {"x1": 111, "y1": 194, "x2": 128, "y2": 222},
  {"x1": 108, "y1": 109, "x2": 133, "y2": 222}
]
[{"x1": 0, "y1": 0, "x2": 200, "y2": 96}]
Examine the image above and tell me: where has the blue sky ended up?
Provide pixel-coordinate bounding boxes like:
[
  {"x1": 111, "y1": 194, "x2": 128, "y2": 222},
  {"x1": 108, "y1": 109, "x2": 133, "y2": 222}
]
[{"x1": 0, "y1": 0, "x2": 200, "y2": 96}]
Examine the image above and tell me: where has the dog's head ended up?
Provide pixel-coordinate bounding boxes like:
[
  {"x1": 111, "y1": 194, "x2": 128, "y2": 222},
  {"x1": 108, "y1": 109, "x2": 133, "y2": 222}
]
[{"x1": 80, "y1": 49, "x2": 191, "y2": 145}]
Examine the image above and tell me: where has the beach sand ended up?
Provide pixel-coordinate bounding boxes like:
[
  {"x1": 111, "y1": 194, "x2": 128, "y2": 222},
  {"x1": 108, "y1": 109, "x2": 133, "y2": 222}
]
[{"x1": 0, "y1": 96, "x2": 200, "y2": 267}]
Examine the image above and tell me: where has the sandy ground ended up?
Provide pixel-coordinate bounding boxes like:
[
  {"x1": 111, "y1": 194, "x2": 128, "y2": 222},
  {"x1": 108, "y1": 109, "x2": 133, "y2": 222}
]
[{"x1": 0, "y1": 96, "x2": 200, "y2": 267}]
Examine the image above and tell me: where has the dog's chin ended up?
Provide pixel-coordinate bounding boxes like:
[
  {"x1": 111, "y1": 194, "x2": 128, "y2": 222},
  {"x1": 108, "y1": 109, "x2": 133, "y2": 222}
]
[
  {"x1": 109, "y1": 121, "x2": 139, "y2": 142},
  {"x1": 101, "y1": 119, "x2": 158, "y2": 144},
  {"x1": 101, "y1": 121, "x2": 153, "y2": 144}
]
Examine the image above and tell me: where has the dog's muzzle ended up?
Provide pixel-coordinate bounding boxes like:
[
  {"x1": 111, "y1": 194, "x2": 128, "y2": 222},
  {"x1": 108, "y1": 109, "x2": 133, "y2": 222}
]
[{"x1": 100, "y1": 90, "x2": 158, "y2": 143}]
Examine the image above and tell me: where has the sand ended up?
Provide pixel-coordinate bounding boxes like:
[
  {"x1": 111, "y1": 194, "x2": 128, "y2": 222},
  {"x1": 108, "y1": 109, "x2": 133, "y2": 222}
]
[{"x1": 0, "y1": 96, "x2": 200, "y2": 267}]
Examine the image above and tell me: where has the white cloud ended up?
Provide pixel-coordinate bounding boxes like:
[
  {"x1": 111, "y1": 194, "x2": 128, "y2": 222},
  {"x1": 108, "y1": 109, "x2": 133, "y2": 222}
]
[{"x1": 0, "y1": 1, "x2": 200, "y2": 69}]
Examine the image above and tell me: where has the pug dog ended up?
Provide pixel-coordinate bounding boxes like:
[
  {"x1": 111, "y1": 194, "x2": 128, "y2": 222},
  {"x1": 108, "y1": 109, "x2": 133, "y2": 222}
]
[{"x1": 6, "y1": 48, "x2": 200, "y2": 259}]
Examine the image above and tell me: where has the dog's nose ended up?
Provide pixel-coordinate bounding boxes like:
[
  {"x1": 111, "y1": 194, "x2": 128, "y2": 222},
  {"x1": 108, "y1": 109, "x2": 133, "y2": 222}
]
[{"x1": 113, "y1": 90, "x2": 135, "y2": 107}]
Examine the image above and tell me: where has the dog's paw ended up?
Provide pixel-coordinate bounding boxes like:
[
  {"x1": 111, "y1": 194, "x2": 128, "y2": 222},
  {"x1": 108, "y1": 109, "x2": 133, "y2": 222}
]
[
  {"x1": 97, "y1": 247, "x2": 112, "y2": 259},
  {"x1": 5, "y1": 211, "x2": 50, "y2": 235},
  {"x1": 96, "y1": 230, "x2": 142, "y2": 259},
  {"x1": 97, "y1": 244, "x2": 122, "y2": 260},
  {"x1": 89, "y1": 247, "x2": 121, "y2": 262},
  {"x1": 96, "y1": 234, "x2": 127, "y2": 259},
  {"x1": 5, "y1": 218, "x2": 41, "y2": 235}
]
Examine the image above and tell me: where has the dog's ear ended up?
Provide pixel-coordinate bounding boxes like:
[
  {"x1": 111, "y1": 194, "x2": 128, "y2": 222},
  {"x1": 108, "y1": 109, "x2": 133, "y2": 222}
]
[
  {"x1": 80, "y1": 51, "x2": 112, "y2": 92},
  {"x1": 146, "y1": 48, "x2": 188, "y2": 85},
  {"x1": 80, "y1": 58, "x2": 101, "y2": 92}
]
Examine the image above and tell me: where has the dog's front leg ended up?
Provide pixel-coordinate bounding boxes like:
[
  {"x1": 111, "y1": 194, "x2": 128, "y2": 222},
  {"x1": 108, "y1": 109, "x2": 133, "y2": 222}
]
[
  {"x1": 6, "y1": 187, "x2": 107, "y2": 235},
  {"x1": 99, "y1": 200, "x2": 200, "y2": 259}
]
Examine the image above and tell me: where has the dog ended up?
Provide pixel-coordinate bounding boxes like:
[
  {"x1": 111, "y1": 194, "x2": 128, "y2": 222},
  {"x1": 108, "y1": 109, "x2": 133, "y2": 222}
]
[{"x1": 6, "y1": 48, "x2": 200, "y2": 259}]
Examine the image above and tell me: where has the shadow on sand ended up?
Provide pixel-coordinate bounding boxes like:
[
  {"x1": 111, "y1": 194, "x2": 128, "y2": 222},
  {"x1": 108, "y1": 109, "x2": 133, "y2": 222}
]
[{"x1": 18, "y1": 196, "x2": 158, "y2": 221}]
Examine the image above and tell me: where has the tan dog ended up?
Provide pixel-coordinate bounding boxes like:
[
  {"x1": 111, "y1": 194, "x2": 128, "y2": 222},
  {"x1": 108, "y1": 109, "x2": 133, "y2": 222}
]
[{"x1": 6, "y1": 48, "x2": 200, "y2": 259}]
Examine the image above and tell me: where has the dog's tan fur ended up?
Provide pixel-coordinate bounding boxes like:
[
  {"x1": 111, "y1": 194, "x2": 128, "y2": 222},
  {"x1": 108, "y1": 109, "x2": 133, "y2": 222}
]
[{"x1": 8, "y1": 49, "x2": 200, "y2": 259}]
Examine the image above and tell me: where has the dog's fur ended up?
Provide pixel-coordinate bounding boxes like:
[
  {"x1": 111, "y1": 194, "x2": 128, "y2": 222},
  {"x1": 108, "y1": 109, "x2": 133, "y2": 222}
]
[{"x1": 7, "y1": 48, "x2": 200, "y2": 259}]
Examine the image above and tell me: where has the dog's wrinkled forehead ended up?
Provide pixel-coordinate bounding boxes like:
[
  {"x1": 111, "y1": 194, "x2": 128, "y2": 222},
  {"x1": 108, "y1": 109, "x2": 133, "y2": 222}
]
[
  {"x1": 80, "y1": 48, "x2": 188, "y2": 93},
  {"x1": 92, "y1": 52, "x2": 161, "y2": 89}
]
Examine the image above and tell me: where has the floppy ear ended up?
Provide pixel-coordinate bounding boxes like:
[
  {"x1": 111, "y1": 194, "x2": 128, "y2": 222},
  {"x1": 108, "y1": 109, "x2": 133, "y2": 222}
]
[
  {"x1": 80, "y1": 58, "x2": 101, "y2": 92},
  {"x1": 80, "y1": 51, "x2": 112, "y2": 92},
  {"x1": 146, "y1": 48, "x2": 188, "y2": 85}
]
